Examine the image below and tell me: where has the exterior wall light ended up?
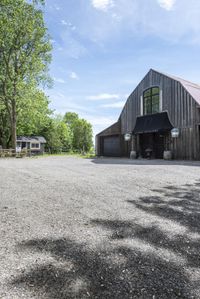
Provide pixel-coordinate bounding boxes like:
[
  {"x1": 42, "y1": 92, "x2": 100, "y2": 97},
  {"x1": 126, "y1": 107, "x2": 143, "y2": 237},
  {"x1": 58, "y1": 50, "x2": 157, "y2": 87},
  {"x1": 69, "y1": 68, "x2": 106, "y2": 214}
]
[
  {"x1": 171, "y1": 128, "x2": 180, "y2": 138},
  {"x1": 124, "y1": 133, "x2": 131, "y2": 141}
]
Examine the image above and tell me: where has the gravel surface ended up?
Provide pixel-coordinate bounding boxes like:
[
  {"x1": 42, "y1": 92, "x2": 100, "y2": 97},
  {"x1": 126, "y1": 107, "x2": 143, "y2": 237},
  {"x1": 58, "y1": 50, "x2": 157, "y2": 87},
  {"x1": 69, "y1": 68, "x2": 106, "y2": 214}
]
[{"x1": 1, "y1": 156, "x2": 200, "y2": 299}]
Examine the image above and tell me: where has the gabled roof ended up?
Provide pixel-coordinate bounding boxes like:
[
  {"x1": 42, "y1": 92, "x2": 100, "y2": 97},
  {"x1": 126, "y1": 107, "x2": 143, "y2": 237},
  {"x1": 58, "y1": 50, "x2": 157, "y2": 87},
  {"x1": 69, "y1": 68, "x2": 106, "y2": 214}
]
[
  {"x1": 17, "y1": 136, "x2": 46, "y2": 143},
  {"x1": 152, "y1": 69, "x2": 200, "y2": 106},
  {"x1": 97, "y1": 121, "x2": 121, "y2": 136},
  {"x1": 97, "y1": 69, "x2": 200, "y2": 137}
]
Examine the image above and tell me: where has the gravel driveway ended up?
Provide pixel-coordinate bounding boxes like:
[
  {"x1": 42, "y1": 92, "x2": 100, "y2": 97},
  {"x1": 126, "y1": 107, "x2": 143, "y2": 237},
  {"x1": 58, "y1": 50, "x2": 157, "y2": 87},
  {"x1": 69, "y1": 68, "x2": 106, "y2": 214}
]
[{"x1": 1, "y1": 156, "x2": 200, "y2": 299}]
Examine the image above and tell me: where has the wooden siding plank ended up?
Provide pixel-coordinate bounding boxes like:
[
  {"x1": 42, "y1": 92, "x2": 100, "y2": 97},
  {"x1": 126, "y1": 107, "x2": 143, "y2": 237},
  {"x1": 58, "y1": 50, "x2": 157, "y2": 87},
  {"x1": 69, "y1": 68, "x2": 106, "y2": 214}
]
[{"x1": 105, "y1": 69, "x2": 200, "y2": 160}]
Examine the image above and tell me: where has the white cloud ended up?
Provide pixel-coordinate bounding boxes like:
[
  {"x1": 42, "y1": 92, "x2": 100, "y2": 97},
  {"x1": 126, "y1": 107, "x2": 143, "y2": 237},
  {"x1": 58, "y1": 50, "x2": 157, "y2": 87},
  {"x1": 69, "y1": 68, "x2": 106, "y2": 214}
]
[
  {"x1": 59, "y1": 31, "x2": 88, "y2": 59},
  {"x1": 85, "y1": 115, "x2": 116, "y2": 126},
  {"x1": 87, "y1": 93, "x2": 120, "y2": 100},
  {"x1": 91, "y1": 0, "x2": 114, "y2": 11},
  {"x1": 55, "y1": 5, "x2": 60, "y2": 11},
  {"x1": 157, "y1": 0, "x2": 176, "y2": 10},
  {"x1": 82, "y1": 0, "x2": 200, "y2": 46},
  {"x1": 51, "y1": 0, "x2": 200, "y2": 47},
  {"x1": 53, "y1": 77, "x2": 66, "y2": 84},
  {"x1": 61, "y1": 21, "x2": 76, "y2": 31},
  {"x1": 61, "y1": 20, "x2": 68, "y2": 26},
  {"x1": 82, "y1": 115, "x2": 116, "y2": 138},
  {"x1": 101, "y1": 101, "x2": 125, "y2": 108},
  {"x1": 48, "y1": 91, "x2": 117, "y2": 140},
  {"x1": 49, "y1": 92, "x2": 94, "y2": 114},
  {"x1": 48, "y1": 4, "x2": 60, "y2": 11},
  {"x1": 69, "y1": 72, "x2": 79, "y2": 80}
]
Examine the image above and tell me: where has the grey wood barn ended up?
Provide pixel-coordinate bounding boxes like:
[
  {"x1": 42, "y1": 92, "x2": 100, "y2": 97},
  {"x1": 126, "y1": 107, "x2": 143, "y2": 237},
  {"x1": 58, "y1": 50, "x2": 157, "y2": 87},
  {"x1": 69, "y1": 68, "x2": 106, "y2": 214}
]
[{"x1": 96, "y1": 69, "x2": 200, "y2": 160}]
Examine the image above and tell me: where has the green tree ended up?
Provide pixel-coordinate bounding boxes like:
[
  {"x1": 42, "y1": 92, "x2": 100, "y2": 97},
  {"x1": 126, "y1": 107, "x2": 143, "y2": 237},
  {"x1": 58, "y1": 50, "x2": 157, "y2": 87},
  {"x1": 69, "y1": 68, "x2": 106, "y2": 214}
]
[
  {"x1": 56, "y1": 118, "x2": 73, "y2": 151},
  {"x1": 17, "y1": 87, "x2": 52, "y2": 136},
  {"x1": 63, "y1": 112, "x2": 79, "y2": 126},
  {"x1": 43, "y1": 116, "x2": 73, "y2": 153},
  {"x1": 0, "y1": 0, "x2": 52, "y2": 150},
  {"x1": 0, "y1": 103, "x2": 10, "y2": 148},
  {"x1": 64, "y1": 112, "x2": 93, "y2": 153},
  {"x1": 72, "y1": 118, "x2": 93, "y2": 152}
]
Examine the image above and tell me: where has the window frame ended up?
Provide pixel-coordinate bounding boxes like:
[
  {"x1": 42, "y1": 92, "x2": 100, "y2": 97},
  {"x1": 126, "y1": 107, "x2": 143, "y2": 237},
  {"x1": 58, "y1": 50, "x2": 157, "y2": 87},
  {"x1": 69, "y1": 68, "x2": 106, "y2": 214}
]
[
  {"x1": 143, "y1": 86, "x2": 160, "y2": 115},
  {"x1": 31, "y1": 142, "x2": 40, "y2": 150}
]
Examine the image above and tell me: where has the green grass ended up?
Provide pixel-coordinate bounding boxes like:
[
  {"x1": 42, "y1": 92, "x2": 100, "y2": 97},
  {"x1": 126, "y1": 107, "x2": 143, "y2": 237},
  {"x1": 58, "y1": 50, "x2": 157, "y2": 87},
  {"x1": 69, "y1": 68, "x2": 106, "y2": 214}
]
[{"x1": 32, "y1": 152, "x2": 96, "y2": 159}]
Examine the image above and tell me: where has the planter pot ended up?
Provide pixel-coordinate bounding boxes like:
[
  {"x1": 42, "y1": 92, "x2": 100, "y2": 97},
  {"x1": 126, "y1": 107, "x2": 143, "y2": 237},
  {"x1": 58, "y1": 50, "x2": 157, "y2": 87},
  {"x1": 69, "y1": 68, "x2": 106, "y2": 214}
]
[
  {"x1": 130, "y1": 151, "x2": 137, "y2": 159},
  {"x1": 163, "y1": 150, "x2": 172, "y2": 160}
]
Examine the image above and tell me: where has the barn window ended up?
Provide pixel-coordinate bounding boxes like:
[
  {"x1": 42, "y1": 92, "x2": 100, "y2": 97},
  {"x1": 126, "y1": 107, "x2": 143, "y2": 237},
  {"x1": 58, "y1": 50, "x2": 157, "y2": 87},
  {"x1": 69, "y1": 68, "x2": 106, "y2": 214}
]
[{"x1": 143, "y1": 87, "x2": 160, "y2": 115}]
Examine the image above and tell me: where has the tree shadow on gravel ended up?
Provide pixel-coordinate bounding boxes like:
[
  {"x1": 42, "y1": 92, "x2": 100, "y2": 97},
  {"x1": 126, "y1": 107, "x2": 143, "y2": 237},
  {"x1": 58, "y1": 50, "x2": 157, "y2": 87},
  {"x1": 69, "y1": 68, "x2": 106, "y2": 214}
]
[
  {"x1": 125, "y1": 180, "x2": 200, "y2": 265},
  {"x1": 11, "y1": 237, "x2": 192, "y2": 299},
  {"x1": 11, "y1": 181, "x2": 200, "y2": 299},
  {"x1": 129, "y1": 180, "x2": 200, "y2": 234}
]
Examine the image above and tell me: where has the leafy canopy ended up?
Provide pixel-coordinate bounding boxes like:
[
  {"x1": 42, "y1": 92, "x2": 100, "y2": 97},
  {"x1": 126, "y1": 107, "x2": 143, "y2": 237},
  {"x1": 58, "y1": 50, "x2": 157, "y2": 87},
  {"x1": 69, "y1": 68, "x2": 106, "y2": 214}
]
[{"x1": 0, "y1": 0, "x2": 52, "y2": 148}]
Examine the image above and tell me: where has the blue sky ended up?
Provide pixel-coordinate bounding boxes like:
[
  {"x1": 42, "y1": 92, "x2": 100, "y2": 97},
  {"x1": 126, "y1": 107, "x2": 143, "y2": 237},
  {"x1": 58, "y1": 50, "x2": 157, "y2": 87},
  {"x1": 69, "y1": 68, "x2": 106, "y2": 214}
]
[{"x1": 44, "y1": 0, "x2": 200, "y2": 136}]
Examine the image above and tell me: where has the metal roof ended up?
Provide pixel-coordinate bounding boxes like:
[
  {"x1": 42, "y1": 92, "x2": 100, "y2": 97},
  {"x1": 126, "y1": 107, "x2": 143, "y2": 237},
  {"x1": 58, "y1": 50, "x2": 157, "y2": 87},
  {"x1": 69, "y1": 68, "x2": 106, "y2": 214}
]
[
  {"x1": 16, "y1": 136, "x2": 46, "y2": 143},
  {"x1": 152, "y1": 69, "x2": 200, "y2": 106}
]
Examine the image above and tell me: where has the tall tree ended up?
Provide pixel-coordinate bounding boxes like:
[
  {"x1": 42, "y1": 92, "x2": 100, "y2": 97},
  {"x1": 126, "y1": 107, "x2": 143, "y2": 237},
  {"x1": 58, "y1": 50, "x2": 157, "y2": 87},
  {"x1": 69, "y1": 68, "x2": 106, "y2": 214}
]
[
  {"x1": 0, "y1": 103, "x2": 10, "y2": 148},
  {"x1": 72, "y1": 118, "x2": 93, "y2": 152},
  {"x1": 64, "y1": 112, "x2": 93, "y2": 153},
  {"x1": 64, "y1": 112, "x2": 79, "y2": 126},
  {"x1": 0, "y1": 0, "x2": 52, "y2": 149},
  {"x1": 17, "y1": 86, "x2": 52, "y2": 136},
  {"x1": 43, "y1": 116, "x2": 73, "y2": 153}
]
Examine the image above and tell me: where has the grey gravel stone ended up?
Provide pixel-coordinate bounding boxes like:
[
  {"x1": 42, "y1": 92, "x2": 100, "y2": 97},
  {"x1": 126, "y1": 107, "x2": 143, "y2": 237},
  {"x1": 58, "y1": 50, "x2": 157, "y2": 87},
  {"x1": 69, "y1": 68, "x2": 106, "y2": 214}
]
[{"x1": 0, "y1": 157, "x2": 200, "y2": 298}]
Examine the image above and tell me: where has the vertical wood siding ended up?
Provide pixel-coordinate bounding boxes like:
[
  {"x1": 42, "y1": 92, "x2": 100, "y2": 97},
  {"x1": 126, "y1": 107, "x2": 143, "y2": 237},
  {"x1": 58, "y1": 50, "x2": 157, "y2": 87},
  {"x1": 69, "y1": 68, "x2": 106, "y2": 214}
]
[{"x1": 120, "y1": 69, "x2": 200, "y2": 160}]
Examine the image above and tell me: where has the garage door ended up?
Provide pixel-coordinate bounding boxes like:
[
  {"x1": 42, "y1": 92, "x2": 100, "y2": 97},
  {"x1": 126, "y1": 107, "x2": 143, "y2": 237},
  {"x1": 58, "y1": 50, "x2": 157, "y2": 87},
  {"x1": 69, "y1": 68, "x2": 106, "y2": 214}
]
[{"x1": 103, "y1": 136, "x2": 121, "y2": 157}]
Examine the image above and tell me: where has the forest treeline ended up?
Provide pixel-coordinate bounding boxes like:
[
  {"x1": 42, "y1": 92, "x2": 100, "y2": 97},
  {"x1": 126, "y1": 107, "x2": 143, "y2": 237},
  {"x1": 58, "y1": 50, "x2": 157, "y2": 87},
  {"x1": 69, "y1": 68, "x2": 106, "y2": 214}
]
[{"x1": 0, "y1": 0, "x2": 93, "y2": 153}]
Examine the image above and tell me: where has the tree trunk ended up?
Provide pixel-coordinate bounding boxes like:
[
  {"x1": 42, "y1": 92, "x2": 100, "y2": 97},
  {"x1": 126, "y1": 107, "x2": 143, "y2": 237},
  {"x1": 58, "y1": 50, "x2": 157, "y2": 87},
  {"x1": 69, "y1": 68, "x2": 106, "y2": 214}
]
[{"x1": 11, "y1": 100, "x2": 17, "y2": 151}]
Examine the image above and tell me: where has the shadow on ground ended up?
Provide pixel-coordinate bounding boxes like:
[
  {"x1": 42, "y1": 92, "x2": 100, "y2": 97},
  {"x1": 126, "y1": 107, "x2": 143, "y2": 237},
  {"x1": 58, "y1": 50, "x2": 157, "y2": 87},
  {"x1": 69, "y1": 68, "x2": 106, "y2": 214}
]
[
  {"x1": 91, "y1": 157, "x2": 200, "y2": 167},
  {"x1": 130, "y1": 180, "x2": 200, "y2": 234},
  {"x1": 11, "y1": 181, "x2": 200, "y2": 298},
  {"x1": 12, "y1": 238, "x2": 192, "y2": 299}
]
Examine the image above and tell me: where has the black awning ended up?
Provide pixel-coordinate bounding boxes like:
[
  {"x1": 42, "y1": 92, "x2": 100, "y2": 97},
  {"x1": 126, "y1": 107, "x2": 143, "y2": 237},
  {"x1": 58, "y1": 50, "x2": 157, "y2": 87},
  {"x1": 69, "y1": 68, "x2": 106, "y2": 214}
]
[{"x1": 133, "y1": 112, "x2": 174, "y2": 134}]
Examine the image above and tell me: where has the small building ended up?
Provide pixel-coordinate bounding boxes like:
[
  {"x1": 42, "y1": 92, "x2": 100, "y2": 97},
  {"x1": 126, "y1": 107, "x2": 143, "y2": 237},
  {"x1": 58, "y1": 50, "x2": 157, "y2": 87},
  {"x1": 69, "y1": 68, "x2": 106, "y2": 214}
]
[
  {"x1": 96, "y1": 69, "x2": 200, "y2": 160},
  {"x1": 16, "y1": 136, "x2": 46, "y2": 154}
]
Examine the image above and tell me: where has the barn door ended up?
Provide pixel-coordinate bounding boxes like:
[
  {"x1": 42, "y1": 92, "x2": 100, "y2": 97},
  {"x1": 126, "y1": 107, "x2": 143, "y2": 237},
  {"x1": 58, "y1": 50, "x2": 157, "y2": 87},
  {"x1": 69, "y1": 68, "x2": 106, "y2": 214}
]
[
  {"x1": 103, "y1": 136, "x2": 121, "y2": 157},
  {"x1": 140, "y1": 133, "x2": 154, "y2": 158},
  {"x1": 153, "y1": 133, "x2": 164, "y2": 159},
  {"x1": 140, "y1": 133, "x2": 164, "y2": 158}
]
